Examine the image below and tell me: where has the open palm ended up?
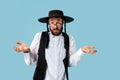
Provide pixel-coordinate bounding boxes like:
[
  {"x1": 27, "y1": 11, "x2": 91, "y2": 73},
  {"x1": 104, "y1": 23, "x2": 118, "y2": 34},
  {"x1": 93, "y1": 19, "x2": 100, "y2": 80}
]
[{"x1": 14, "y1": 42, "x2": 30, "y2": 53}]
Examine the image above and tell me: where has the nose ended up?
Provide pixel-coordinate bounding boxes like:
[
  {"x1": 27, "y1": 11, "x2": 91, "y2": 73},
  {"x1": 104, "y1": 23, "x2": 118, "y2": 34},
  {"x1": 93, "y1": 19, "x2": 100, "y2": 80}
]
[{"x1": 53, "y1": 24, "x2": 59, "y2": 28}]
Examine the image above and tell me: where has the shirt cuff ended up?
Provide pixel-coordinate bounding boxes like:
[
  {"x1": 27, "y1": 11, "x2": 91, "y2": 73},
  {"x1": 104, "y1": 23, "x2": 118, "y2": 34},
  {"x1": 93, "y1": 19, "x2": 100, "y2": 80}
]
[{"x1": 77, "y1": 48, "x2": 85, "y2": 56}]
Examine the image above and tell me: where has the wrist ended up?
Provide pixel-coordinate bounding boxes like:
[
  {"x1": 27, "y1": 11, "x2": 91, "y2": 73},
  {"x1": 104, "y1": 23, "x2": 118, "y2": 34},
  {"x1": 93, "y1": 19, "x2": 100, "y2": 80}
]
[{"x1": 24, "y1": 48, "x2": 30, "y2": 53}]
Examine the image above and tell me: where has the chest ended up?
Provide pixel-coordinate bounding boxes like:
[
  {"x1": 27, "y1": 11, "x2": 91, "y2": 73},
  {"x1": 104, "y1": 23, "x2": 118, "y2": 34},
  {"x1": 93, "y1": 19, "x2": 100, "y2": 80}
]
[{"x1": 45, "y1": 37, "x2": 66, "y2": 60}]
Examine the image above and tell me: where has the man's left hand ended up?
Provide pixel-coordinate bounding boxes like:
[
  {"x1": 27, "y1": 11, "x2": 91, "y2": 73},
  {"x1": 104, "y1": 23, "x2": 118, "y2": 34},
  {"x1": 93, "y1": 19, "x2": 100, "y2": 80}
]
[{"x1": 81, "y1": 46, "x2": 97, "y2": 54}]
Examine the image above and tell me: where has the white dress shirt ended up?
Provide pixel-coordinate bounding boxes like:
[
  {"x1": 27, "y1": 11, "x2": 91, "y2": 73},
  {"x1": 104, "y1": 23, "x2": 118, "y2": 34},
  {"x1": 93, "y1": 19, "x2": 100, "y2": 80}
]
[{"x1": 24, "y1": 32, "x2": 85, "y2": 80}]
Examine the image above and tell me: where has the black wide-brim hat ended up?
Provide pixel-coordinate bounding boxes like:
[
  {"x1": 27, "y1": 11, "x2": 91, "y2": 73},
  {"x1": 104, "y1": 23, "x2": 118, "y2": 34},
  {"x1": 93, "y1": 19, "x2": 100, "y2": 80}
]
[{"x1": 38, "y1": 10, "x2": 74, "y2": 23}]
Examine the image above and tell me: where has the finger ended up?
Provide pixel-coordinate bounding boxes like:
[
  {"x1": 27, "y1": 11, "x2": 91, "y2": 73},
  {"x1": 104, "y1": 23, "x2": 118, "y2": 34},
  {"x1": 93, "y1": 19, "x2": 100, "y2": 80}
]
[
  {"x1": 87, "y1": 46, "x2": 95, "y2": 49},
  {"x1": 14, "y1": 46, "x2": 20, "y2": 52},
  {"x1": 83, "y1": 47, "x2": 90, "y2": 53},
  {"x1": 89, "y1": 50, "x2": 97, "y2": 54},
  {"x1": 14, "y1": 46, "x2": 17, "y2": 52},
  {"x1": 14, "y1": 46, "x2": 22, "y2": 52},
  {"x1": 16, "y1": 47, "x2": 22, "y2": 52},
  {"x1": 16, "y1": 42, "x2": 23, "y2": 45}
]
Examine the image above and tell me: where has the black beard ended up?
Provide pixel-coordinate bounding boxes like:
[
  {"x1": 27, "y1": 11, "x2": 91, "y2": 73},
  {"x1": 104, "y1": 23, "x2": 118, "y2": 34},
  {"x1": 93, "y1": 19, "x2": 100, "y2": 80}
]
[{"x1": 50, "y1": 27, "x2": 63, "y2": 36}]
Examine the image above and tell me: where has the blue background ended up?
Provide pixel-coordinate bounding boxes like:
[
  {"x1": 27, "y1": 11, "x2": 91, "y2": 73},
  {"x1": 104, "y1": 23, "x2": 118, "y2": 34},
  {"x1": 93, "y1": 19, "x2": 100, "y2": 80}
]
[{"x1": 0, "y1": 0, "x2": 120, "y2": 80}]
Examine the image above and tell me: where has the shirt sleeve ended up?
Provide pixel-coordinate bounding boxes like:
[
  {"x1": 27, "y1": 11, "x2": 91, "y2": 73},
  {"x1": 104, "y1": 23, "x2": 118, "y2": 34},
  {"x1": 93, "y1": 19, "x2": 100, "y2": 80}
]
[
  {"x1": 24, "y1": 32, "x2": 42, "y2": 66},
  {"x1": 69, "y1": 35, "x2": 85, "y2": 67}
]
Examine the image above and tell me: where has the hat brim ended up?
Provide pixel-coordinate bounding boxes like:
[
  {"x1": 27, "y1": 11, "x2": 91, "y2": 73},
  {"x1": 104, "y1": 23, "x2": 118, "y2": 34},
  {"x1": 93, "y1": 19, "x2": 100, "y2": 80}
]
[{"x1": 38, "y1": 16, "x2": 74, "y2": 23}]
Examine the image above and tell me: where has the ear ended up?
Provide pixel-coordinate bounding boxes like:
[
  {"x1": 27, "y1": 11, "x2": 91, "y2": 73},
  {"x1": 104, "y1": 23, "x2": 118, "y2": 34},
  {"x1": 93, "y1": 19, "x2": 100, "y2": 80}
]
[{"x1": 48, "y1": 19, "x2": 50, "y2": 24}]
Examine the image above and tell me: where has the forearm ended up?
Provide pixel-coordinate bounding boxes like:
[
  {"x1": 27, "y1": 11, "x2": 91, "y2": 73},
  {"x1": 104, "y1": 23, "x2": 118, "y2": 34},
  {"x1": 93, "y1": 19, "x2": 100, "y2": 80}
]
[
  {"x1": 24, "y1": 50, "x2": 38, "y2": 66},
  {"x1": 24, "y1": 32, "x2": 40, "y2": 66},
  {"x1": 69, "y1": 48, "x2": 85, "y2": 67}
]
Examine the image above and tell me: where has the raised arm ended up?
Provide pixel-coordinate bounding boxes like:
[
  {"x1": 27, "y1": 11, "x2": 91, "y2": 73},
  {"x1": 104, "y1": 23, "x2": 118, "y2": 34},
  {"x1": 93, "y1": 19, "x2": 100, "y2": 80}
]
[
  {"x1": 68, "y1": 36, "x2": 97, "y2": 67},
  {"x1": 13, "y1": 32, "x2": 42, "y2": 66}
]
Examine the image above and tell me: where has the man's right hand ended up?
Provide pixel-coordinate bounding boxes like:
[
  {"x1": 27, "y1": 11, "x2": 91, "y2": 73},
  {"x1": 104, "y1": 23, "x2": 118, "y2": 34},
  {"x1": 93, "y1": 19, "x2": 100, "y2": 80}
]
[{"x1": 14, "y1": 42, "x2": 30, "y2": 53}]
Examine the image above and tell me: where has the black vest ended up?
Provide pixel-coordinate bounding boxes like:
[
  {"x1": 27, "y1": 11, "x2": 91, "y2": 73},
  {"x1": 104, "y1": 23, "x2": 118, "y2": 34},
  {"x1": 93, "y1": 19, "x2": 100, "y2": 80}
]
[{"x1": 33, "y1": 32, "x2": 69, "y2": 80}]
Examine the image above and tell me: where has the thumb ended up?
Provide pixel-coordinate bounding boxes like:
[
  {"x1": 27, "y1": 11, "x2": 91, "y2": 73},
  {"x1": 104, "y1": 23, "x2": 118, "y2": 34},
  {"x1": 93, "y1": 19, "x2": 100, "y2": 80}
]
[{"x1": 16, "y1": 42, "x2": 23, "y2": 45}]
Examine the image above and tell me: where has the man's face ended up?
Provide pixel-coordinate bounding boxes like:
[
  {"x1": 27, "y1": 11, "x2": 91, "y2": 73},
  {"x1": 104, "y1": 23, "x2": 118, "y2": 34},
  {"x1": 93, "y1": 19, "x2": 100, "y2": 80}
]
[{"x1": 49, "y1": 17, "x2": 63, "y2": 36}]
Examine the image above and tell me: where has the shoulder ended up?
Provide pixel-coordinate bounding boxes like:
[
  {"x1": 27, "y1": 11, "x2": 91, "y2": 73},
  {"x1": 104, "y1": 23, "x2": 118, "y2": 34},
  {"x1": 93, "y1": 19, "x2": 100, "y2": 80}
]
[
  {"x1": 68, "y1": 34, "x2": 76, "y2": 47},
  {"x1": 33, "y1": 32, "x2": 43, "y2": 40},
  {"x1": 34, "y1": 31, "x2": 49, "y2": 39},
  {"x1": 68, "y1": 34, "x2": 75, "y2": 41},
  {"x1": 35, "y1": 32, "x2": 42, "y2": 36}
]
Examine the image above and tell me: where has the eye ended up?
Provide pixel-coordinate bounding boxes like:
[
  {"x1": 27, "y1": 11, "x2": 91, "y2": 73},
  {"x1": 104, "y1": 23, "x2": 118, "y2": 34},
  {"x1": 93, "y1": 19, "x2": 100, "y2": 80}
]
[
  {"x1": 51, "y1": 22, "x2": 54, "y2": 24},
  {"x1": 56, "y1": 23, "x2": 62, "y2": 27}
]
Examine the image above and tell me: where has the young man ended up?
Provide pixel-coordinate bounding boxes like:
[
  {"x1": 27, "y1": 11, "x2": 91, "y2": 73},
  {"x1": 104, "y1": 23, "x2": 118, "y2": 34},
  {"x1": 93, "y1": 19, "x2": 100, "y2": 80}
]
[{"x1": 14, "y1": 10, "x2": 97, "y2": 80}]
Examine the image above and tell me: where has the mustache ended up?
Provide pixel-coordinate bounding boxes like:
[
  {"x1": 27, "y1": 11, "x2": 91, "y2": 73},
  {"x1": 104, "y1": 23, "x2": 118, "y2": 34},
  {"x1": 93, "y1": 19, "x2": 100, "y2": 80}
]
[{"x1": 53, "y1": 28, "x2": 59, "y2": 30}]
